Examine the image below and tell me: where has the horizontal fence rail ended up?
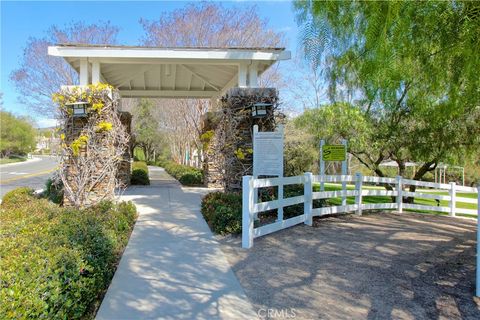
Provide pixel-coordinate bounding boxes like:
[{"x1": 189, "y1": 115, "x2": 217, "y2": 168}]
[{"x1": 242, "y1": 172, "x2": 479, "y2": 249}]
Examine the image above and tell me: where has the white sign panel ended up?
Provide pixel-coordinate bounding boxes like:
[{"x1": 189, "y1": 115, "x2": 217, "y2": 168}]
[{"x1": 253, "y1": 125, "x2": 284, "y2": 177}]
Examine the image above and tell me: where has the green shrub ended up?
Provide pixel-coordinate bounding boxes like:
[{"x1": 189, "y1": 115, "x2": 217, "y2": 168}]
[
  {"x1": 162, "y1": 160, "x2": 203, "y2": 185},
  {"x1": 178, "y1": 171, "x2": 203, "y2": 185},
  {"x1": 131, "y1": 161, "x2": 150, "y2": 185},
  {"x1": 0, "y1": 193, "x2": 137, "y2": 319},
  {"x1": 44, "y1": 177, "x2": 64, "y2": 204},
  {"x1": 132, "y1": 161, "x2": 148, "y2": 172},
  {"x1": 1, "y1": 187, "x2": 34, "y2": 207},
  {"x1": 155, "y1": 157, "x2": 169, "y2": 168},
  {"x1": 131, "y1": 169, "x2": 150, "y2": 185},
  {"x1": 201, "y1": 192, "x2": 242, "y2": 235}
]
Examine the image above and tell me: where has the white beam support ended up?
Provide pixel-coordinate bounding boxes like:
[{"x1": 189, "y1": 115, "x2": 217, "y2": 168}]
[
  {"x1": 238, "y1": 63, "x2": 248, "y2": 88},
  {"x1": 92, "y1": 61, "x2": 101, "y2": 84},
  {"x1": 119, "y1": 89, "x2": 217, "y2": 98},
  {"x1": 187, "y1": 73, "x2": 192, "y2": 91},
  {"x1": 116, "y1": 66, "x2": 149, "y2": 88},
  {"x1": 79, "y1": 58, "x2": 88, "y2": 85},
  {"x1": 143, "y1": 71, "x2": 147, "y2": 90},
  {"x1": 248, "y1": 62, "x2": 258, "y2": 88},
  {"x1": 158, "y1": 65, "x2": 162, "y2": 90},
  {"x1": 180, "y1": 64, "x2": 220, "y2": 91},
  {"x1": 172, "y1": 64, "x2": 177, "y2": 90},
  {"x1": 218, "y1": 74, "x2": 238, "y2": 97}
]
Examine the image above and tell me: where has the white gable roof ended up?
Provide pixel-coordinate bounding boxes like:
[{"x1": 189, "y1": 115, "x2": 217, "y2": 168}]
[{"x1": 48, "y1": 44, "x2": 290, "y2": 98}]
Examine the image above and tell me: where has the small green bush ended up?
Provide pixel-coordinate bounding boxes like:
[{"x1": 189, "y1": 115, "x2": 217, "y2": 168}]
[
  {"x1": 1, "y1": 187, "x2": 34, "y2": 207},
  {"x1": 201, "y1": 192, "x2": 242, "y2": 235},
  {"x1": 44, "y1": 177, "x2": 64, "y2": 204},
  {"x1": 0, "y1": 190, "x2": 137, "y2": 319},
  {"x1": 162, "y1": 160, "x2": 203, "y2": 185},
  {"x1": 131, "y1": 161, "x2": 150, "y2": 185},
  {"x1": 131, "y1": 169, "x2": 150, "y2": 185},
  {"x1": 178, "y1": 171, "x2": 203, "y2": 185}
]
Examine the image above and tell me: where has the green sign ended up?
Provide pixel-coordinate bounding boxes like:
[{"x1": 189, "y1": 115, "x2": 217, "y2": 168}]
[{"x1": 322, "y1": 145, "x2": 346, "y2": 161}]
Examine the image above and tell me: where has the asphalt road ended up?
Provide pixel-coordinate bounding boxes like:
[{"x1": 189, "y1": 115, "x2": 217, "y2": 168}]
[{"x1": 0, "y1": 155, "x2": 58, "y2": 198}]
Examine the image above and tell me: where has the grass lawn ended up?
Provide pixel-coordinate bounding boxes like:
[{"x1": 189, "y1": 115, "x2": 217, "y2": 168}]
[
  {"x1": 319, "y1": 183, "x2": 478, "y2": 216},
  {"x1": 0, "y1": 156, "x2": 26, "y2": 165}
]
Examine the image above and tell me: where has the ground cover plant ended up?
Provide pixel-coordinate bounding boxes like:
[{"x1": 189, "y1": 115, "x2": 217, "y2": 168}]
[
  {"x1": 131, "y1": 161, "x2": 150, "y2": 185},
  {"x1": 0, "y1": 188, "x2": 137, "y2": 319}
]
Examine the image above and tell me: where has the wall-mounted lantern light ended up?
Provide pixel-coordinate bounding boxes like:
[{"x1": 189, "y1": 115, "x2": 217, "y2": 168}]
[
  {"x1": 66, "y1": 101, "x2": 89, "y2": 117},
  {"x1": 251, "y1": 102, "x2": 272, "y2": 118}
]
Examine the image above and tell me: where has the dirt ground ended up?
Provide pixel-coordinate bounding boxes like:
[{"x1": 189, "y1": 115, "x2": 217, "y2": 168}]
[{"x1": 218, "y1": 212, "x2": 480, "y2": 320}]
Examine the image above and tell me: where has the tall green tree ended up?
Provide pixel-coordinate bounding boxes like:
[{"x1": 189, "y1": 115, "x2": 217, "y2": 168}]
[
  {"x1": 0, "y1": 111, "x2": 36, "y2": 157},
  {"x1": 294, "y1": 1, "x2": 480, "y2": 182},
  {"x1": 132, "y1": 99, "x2": 169, "y2": 162}
]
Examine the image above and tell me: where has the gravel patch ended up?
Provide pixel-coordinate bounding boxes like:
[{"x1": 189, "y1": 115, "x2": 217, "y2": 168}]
[{"x1": 218, "y1": 212, "x2": 480, "y2": 319}]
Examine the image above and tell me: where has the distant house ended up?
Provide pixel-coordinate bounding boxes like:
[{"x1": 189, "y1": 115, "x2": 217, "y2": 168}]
[{"x1": 35, "y1": 127, "x2": 60, "y2": 154}]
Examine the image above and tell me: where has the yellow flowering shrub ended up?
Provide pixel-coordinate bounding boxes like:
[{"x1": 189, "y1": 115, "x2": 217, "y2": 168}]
[
  {"x1": 51, "y1": 83, "x2": 114, "y2": 114},
  {"x1": 96, "y1": 121, "x2": 113, "y2": 132},
  {"x1": 234, "y1": 148, "x2": 245, "y2": 160},
  {"x1": 91, "y1": 102, "x2": 104, "y2": 112},
  {"x1": 71, "y1": 135, "x2": 88, "y2": 156}
]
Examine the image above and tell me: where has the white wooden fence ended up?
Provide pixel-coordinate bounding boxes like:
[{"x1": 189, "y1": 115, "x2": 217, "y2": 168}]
[
  {"x1": 242, "y1": 172, "x2": 479, "y2": 249},
  {"x1": 242, "y1": 173, "x2": 480, "y2": 296}
]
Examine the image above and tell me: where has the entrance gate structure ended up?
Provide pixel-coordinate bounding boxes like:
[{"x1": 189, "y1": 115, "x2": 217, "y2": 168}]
[{"x1": 48, "y1": 44, "x2": 290, "y2": 202}]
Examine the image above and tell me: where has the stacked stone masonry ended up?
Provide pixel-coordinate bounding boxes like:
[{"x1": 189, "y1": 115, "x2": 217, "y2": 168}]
[{"x1": 203, "y1": 87, "x2": 280, "y2": 192}]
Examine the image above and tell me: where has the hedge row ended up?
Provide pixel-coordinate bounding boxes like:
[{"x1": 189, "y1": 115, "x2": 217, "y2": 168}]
[
  {"x1": 161, "y1": 160, "x2": 203, "y2": 185},
  {"x1": 201, "y1": 192, "x2": 242, "y2": 235},
  {"x1": 131, "y1": 161, "x2": 150, "y2": 185},
  {"x1": 200, "y1": 185, "x2": 326, "y2": 236},
  {"x1": 0, "y1": 188, "x2": 137, "y2": 319}
]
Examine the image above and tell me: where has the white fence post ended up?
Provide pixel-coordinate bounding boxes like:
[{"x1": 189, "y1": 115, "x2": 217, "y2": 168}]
[
  {"x1": 449, "y1": 182, "x2": 456, "y2": 217},
  {"x1": 304, "y1": 172, "x2": 313, "y2": 226},
  {"x1": 319, "y1": 139, "x2": 325, "y2": 191},
  {"x1": 396, "y1": 176, "x2": 403, "y2": 213},
  {"x1": 476, "y1": 185, "x2": 480, "y2": 297},
  {"x1": 341, "y1": 139, "x2": 348, "y2": 206},
  {"x1": 355, "y1": 172, "x2": 363, "y2": 216},
  {"x1": 277, "y1": 182, "x2": 284, "y2": 222},
  {"x1": 242, "y1": 176, "x2": 255, "y2": 249}
]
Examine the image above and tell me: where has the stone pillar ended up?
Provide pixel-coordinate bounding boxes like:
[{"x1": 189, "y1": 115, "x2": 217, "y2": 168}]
[
  {"x1": 117, "y1": 112, "x2": 132, "y2": 187},
  {"x1": 61, "y1": 88, "x2": 131, "y2": 207},
  {"x1": 203, "y1": 87, "x2": 280, "y2": 192}
]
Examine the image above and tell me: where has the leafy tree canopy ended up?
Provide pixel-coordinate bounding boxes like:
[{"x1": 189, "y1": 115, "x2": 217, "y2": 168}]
[
  {"x1": 132, "y1": 99, "x2": 169, "y2": 162},
  {"x1": 294, "y1": 0, "x2": 480, "y2": 179},
  {"x1": 0, "y1": 111, "x2": 37, "y2": 157}
]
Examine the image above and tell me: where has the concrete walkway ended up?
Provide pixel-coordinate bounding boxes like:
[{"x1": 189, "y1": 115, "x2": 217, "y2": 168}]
[{"x1": 96, "y1": 167, "x2": 257, "y2": 320}]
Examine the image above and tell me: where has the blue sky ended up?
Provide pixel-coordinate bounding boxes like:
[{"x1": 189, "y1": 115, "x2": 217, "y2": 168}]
[{"x1": 1, "y1": 0, "x2": 301, "y2": 127}]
